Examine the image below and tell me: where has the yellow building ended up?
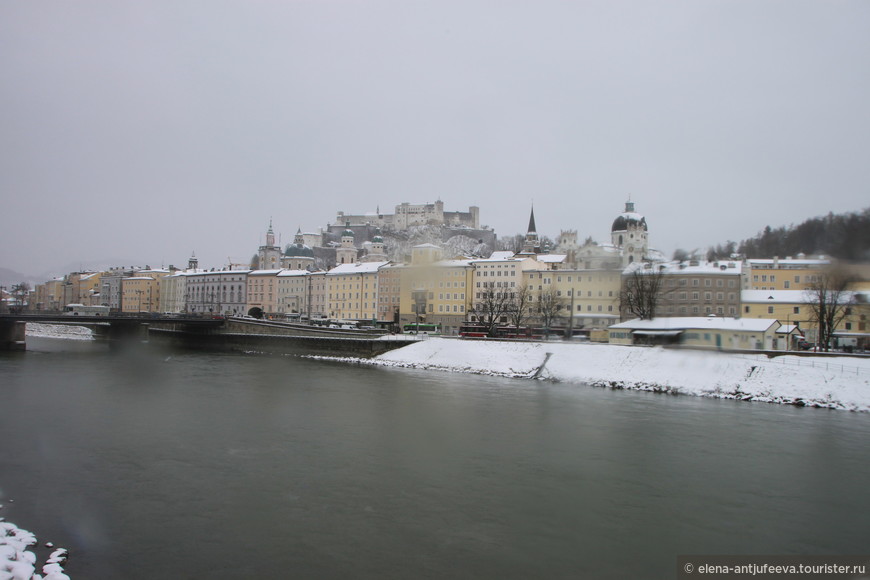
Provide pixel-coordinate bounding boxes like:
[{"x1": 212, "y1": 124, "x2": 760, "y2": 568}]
[
  {"x1": 308, "y1": 272, "x2": 328, "y2": 320},
  {"x1": 78, "y1": 272, "x2": 103, "y2": 306},
  {"x1": 326, "y1": 262, "x2": 388, "y2": 322},
  {"x1": 377, "y1": 265, "x2": 402, "y2": 326},
  {"x1": 743, "y1": 257, "x2": 830, "y2": 290},
  {"x1": 398, "y1": 258, "x2": 473, "y2": 334},
  {"x1": 34, "y1": 278, "x2": 65, "y2": 311},
  {"x1": 246, "y1": 270, "x2": 282, "y2": 318},
  {"x1": 742, "y1": 289, "x2": 870, "y2": 350},
  {"x1": 276, "y1": 270, "x2": 310, "y2": 318},
  {"x1": 529, "y1": 268, "x2": 622, "y2": 331},
  {"x1": 465, "y1": 251, "x2": 539, "y2": 329},
  {"x1": 121, "y1": 276, "x2": 160, "y2": 313}
]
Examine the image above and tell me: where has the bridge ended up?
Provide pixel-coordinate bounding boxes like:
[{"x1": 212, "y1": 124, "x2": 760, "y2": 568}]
[
  {"x1": 0, "y1": 313, "x2": 225, "y2": 351},
  {"x1": 0, "y1": 313, "x2": 417, "y2": 357}
]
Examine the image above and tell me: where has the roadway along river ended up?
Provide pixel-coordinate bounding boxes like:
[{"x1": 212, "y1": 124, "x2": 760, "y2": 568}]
[{"x1": 1, "y1": 337, "x2": 868, "y2": 579}]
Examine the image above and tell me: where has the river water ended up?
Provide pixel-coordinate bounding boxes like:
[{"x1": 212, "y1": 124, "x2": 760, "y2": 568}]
[{"x1": 1, "y1": 336, "x2": 868, "y2": 579}]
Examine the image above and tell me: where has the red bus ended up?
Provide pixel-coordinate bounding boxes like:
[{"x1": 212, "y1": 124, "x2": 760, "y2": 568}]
[{"x1": 459, "y1": 324, "x2": 488, "y2": 338}]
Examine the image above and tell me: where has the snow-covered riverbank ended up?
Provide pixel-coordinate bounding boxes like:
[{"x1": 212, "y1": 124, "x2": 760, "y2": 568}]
[
  {"x1": 359, "y1": 339, "x2": 870, "y2": 412},
  {"x1": 24, "y1": 324, "x2": 93, "y2": 341},
  {"x1": 21, "y1": 324, "x2": 870, "y2": 411},
  {"x1": 1, "y1": 502, "x2": 69, "y2": 580}
]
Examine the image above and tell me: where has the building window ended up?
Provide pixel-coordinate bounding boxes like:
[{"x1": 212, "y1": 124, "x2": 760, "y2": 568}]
[{"x1": 768, "y1": 306, "x2": 774, "y2": 314}]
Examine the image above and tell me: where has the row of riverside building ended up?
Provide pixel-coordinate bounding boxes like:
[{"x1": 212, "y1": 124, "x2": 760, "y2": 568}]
[{"x1": 28, "y1": 201, "x2": 870, "y2": 351}]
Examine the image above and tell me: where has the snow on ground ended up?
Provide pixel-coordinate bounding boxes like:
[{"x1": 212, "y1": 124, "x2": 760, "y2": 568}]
[
  {"x1": 363, "y1": 338, "x2": 870, "y2": 412},
  {"x1": 1, "y1": 502, "x2": 69, "y2": 580},
  {"x1": 24, "y1": 324, "x2": 93, "y2": 341}
]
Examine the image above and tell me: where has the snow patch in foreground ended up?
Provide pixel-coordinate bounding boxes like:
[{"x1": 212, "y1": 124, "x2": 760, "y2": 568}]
[{"x1": 314, "y1": 339, "x2": 870, "y2": 412}]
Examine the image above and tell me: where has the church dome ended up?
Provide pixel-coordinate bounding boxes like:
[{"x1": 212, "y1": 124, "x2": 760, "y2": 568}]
[{"x1": 611, "y1": 201, "x2": 647, "y2": 232}]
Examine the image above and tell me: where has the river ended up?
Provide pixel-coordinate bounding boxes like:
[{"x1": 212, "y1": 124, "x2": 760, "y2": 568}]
[{"x1": 1, "y1": 336, "x2": 868, "y2": 579}]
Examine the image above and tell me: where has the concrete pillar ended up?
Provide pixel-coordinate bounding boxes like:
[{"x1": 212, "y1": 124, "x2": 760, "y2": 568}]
[{"x1": 0, "y1": 320, "x2": 26, "y2": 351}]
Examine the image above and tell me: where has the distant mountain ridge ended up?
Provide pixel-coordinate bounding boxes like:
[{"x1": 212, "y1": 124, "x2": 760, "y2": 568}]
[
  {"x1": 1, "y1": 257, "x2": 156, "y2": 287},
  {"x1": 0, "y1": 267, "x2": 42, "y2": 288}
]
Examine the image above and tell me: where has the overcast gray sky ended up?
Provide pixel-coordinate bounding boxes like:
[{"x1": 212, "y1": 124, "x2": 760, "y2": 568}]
[{"x1": 2, "y1": 0, "x2": 868, "y2": 277}]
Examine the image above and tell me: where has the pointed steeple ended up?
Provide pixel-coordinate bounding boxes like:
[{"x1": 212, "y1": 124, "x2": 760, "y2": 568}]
[
  {"x1": 519, "y1": 205, "x2": 541, "y2": 256},
  {"x1": 266, "y1": 219, "x2": 275, "y2": 247}
]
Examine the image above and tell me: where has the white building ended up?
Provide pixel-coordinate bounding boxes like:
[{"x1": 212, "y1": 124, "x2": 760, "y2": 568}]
[
  {"x1": 185, "y1": 270, "x2": 250, "y2": 316},
  {"x1": 609, "y1": 317, "x2": 784, "y2": 350}
]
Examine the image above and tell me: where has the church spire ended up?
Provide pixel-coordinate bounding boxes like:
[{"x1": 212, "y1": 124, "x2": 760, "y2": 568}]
[
  {"x1": 519, "y1": 205, "x2": 540, "y2": 255},
  {"x1": 266, "y1": 218, "x2": 275, "y2": 247}
]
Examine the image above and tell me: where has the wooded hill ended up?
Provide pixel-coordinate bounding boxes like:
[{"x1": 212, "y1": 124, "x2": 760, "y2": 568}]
[{"x1": 712, "y1": 208, "x2": 870, "y2": 261}]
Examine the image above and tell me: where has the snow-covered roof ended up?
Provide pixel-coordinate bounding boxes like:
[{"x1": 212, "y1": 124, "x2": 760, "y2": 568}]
[
  {"x1": 327, "y1": 261, "x2": 390, "y2": 275},
  {"x1": 536, "y1": 254, "x2": 567, "y2": 263},
  {"x1": 777, "y1": 324, "x2": 803, "y2": 335},
  {"x1": 742, "y1": 290, "x2": 808, "y2": 303},
  {"x1": 249, "y1": 269, "x2": 284, "y2": 276},
  {"x1": 277, "y1": 269, "x2": 311, "y2": 277},
  {"x1": 185, "y1": 270, "x2": 252, "y2": 277},
  {"x1": 433, "y1": 259, "x2": 473, "y2": 268},
  {"x1": 625, "y1": 260, "x2": 742, "y2": 275},
  {"x1": 610, "y1": 317, "x2": 780, "y2": 333},
  {"x1": 747, "y1": 257, "x2": 830, "y2": 266},
  {"x1": 471, "y1": 251, "x2": 527, "y2": 263}
]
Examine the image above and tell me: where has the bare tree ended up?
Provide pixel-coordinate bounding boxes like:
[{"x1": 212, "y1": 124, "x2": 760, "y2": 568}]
[
  {"x1": 536, "y1": 286, "x2": 564, "y2": 337},
  {"x1": 619, "y1": 265, "x2": 665, "y2": 320},
  {"x1": 804, "y1": 266, "x2": 856, "y2": 351},
  {"x1": 507, "y1": 283, "x2": 534, "y2": 331},
  {"x1": 10, "y1": 282, "x2": 31, "y2": 312},
  {"x1": 496, "y1": 234, "x2": 526, "y2": 254},
  {"x1": 469, "y1": 282, "x2": 514, "y2": 337}
]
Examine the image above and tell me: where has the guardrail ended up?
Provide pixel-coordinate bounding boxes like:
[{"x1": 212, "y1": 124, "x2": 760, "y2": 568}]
[{"x1": 738, "y1": 353, "x2": 870, "y2": 376}]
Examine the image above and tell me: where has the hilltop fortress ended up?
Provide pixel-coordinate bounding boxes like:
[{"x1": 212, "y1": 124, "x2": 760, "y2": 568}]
[{"x1": 336, "y1": 200, "x2": 480, "y2": 230}]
